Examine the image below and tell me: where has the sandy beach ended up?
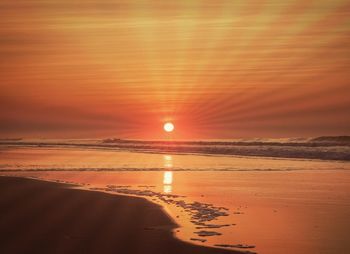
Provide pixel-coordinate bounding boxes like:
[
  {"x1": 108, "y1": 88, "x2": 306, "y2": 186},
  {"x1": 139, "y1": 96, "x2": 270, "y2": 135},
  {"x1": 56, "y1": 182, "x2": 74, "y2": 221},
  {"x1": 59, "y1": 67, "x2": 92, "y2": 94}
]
[{"x1": 0, "y1": 176, "x2": 241, "y2": 254}]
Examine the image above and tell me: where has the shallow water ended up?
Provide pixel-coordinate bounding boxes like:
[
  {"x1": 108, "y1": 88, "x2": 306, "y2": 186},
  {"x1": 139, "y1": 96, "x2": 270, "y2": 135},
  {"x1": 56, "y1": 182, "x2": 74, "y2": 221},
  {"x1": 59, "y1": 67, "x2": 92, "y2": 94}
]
[
  {"x1": 1, "y1": 147, "x2": 350, "y2": 254},
  {"x1": 0, "y1": 146, "x2": 348, "y2": 171}
]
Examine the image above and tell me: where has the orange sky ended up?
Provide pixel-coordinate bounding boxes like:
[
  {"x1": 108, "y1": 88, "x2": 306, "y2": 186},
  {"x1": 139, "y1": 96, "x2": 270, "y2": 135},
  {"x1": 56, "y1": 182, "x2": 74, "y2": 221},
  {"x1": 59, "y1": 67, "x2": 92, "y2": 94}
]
[{"x1": 1, "y1": 0, "x2": 350, "y2": 139}]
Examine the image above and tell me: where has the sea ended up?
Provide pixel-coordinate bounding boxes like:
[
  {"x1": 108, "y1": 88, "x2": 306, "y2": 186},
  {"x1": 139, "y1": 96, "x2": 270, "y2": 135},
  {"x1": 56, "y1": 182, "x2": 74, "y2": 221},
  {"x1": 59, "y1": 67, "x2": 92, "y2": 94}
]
[{"x1": 1, "y1": 138, "x2": 349, "y2": 254}]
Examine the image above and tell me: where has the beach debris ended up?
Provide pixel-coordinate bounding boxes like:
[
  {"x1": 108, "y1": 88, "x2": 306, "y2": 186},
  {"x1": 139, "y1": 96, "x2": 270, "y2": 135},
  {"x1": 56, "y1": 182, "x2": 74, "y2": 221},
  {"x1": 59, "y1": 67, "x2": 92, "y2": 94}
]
[
  {"x1": 194, "y1": 230, "x2": 222, "y2": 237},
  {"x1": 190, "y1": 238, "x2": 207, "y2": 243}
]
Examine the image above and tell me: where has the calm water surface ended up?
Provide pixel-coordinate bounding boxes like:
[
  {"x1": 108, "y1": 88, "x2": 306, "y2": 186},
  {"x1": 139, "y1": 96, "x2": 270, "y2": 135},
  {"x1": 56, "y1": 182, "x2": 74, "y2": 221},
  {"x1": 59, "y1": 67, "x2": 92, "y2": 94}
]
[{"x1": 1, "y1": 147, "x2": 350, "y2": 254}]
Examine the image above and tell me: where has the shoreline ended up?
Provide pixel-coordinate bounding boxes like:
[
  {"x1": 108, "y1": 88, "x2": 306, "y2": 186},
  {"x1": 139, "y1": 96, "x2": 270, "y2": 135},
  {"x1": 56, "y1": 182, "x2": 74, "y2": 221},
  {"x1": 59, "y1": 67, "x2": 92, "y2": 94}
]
[{"x1": 0, "y1": 176, "x2": 242, "y2": 254}]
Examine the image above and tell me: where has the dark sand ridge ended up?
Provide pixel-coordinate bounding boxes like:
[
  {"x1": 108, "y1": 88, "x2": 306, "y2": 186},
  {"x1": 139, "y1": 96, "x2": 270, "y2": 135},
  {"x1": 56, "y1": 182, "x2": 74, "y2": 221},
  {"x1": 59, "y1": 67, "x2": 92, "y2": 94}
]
[{"x1": 0, "y1": 176, "x2": 243, "y2": 254}]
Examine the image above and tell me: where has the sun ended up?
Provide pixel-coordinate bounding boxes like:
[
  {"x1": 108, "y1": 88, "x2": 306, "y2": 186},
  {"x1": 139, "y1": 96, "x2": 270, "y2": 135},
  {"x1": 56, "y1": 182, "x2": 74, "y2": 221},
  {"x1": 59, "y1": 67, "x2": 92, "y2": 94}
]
[{"x1": 163, "y1": 122, "x2": 174, "y2": 132}]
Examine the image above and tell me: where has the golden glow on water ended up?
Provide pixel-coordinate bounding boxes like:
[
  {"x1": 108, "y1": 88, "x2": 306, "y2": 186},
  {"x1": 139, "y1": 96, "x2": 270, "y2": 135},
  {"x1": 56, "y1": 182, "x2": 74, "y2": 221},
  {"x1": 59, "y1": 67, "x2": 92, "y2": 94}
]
[
  {"x1": 163, "y1": 184, "x2": 172, "y2": 194},
  {"x1": 163, "y1": 155, "x2": 173, "y2": 193},
  {"x1": 163, "y1": 171, "x2": 173, "y2": 185},
  {"x1": 163, "y1": 155, "x2": 173, "y2": 168},
  {"x1": 1, "y1": 148, "x2": 350, "y2": 254}
]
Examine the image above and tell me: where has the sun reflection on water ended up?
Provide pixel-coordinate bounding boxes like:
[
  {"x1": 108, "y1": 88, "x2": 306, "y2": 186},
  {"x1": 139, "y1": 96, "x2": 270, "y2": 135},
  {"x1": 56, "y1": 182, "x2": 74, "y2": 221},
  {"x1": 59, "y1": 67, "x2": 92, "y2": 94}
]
[
  {"x1": 163, "y1": 155, "x2": 173, "y2": 193},
  {"x1": 163, "y1": 155, "x2": 173, "y2": 168},
  {"x1": 163, "y1": 171, "x2": 173, "y2": 185}
]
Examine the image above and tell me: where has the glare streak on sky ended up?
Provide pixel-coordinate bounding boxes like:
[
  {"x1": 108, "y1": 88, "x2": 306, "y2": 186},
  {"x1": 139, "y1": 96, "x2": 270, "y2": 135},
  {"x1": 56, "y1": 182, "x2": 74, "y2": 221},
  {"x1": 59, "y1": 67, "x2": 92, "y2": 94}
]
[{"x1": 0, "y1": 0, "x2": 349, "y2": 139}]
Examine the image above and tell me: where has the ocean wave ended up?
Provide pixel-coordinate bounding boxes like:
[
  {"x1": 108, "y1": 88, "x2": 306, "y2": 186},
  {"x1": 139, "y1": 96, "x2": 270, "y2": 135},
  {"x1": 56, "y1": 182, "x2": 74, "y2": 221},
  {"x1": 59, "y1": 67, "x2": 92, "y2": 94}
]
[{"x1": 1, "y1": 136, "x2": 350, "y2": 161}]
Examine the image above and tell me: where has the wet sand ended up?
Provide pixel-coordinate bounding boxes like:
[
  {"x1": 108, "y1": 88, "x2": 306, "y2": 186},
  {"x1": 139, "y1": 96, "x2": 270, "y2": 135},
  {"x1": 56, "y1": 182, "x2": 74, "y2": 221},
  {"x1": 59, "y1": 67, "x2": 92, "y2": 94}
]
[{"x1": 0, "y1": 176, "x2": 241, "y2": 254}]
